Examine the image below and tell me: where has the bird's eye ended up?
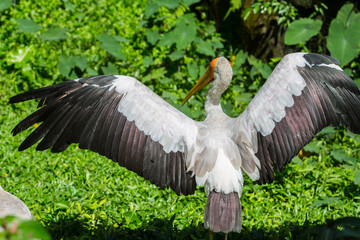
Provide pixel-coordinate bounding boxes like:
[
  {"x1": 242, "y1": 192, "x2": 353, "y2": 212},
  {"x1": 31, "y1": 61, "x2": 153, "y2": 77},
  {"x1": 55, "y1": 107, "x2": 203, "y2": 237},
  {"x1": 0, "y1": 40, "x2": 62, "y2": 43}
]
[{"x1": 209, "y1": 58, "x2": 219, "y2": 69}]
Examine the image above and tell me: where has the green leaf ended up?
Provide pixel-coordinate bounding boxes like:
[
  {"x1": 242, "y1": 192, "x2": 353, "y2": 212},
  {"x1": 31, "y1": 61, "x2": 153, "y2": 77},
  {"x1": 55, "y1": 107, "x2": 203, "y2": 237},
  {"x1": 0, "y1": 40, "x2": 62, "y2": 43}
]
[
  {"x1": 173, "y1": 19, "x2": 196, "y2": 49},
  {"x1": 233, "y1": 50, "x2": 248, "y2": 71},
  {"x1": 97, "y1": 34, "x2": 125, "y2": 60},
  {"x1": 354, "y1": 170, "x2": 360, "y2": 185},
  {"x1": 17, "y1": 220, "x2": 52, "y2": 240},
  {"x1": 143, "y1": 56, "x2": 154, "y2": 67},
  {"x1": 197, "y1": 40, "x2": 215, "y2": 56},
  {"x1": 330, "y1": 149, "x2": 357, "y2": 165},
  {"x1": 144, "y1": 1, "x2": 159, "y2": 18},
  {"x1": 154, "y1": 0, "x2": 181, "y2": 9},
  {"x1": 162, "y1": 91, "x2": 178, "y2": 101},
  {"x1": 187, "y1": 61, "x2": 198, "y2": 79},
  {"x1": 235, "y1": 92, "x2": 253, "y2": 103},
  {"x1": 304, "y1": 141, "x2": 322, "y2": 153},
  {"x1": 15, "y1": 19, "x2": 40, "y2": 33},
  {"x1": 113, "y1": 35, "x2": 129, "y2": 43},
  {"x1": 354, "y1": 79, "x2": 360, "y2": 89},
  {"x1": 336, "y1": 3, "x2": 354, "y2": 27},
  {"x1": 258, "y1": 63, "x2": 272, "y2": 79},
  {"x1": 158, "y1": 31, "x2": 176, "y2": 47},
  {"x1": 159, "y1": 77, "x2": 172, "y2": 84},
  {"x1": 102, "y1": 62, "x2": 118, "y2": 75},
  {"x1": 221, "y1": 101, "x2": 233, "y2": 116},
  {"x1": 284, "y1": 18, "x2": 322, "y2": 45},
  {"x1": 0, "y1": 0, "x2": 11, "y2": 11},
  {"x1": 63, "y1": 0, "x2": 76, "y2": 11},
  {"x1": 39, "y1": 27, "x2": 68, "y2": 41},
  {"x1": 55, "y1": 202, "x2": 70, "y2": 210},
  {"x1": 169, "y1": 50, "x2": 185, "y2": 60},
  {"x1": 146, "y1": 29, "x2": 159, "y2": 45},
  {"x1": 312, "y1": 197, "x2": 342, "y2": 207},
  {"x1": 183, "y1": 0, "x2": 200, "y2": 6},
  {"x1": 327, "y1": 18, "x2": 360, "y2": 66},
  {"x1": 327, "y1": 4, "x2": 360, "y2": 66},
  {"x1": 58, "y1": 55, "x2": 87, "y2": 78},
  {"x1": 317, "y1": 126, "x2": 336, "y2": 138}
]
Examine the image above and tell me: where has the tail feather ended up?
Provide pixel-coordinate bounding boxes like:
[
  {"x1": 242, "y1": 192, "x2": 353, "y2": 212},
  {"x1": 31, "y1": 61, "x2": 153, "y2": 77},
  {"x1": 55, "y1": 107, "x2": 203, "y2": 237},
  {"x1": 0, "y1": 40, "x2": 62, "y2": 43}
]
[{"x1": 204, "y1": 191, "x2": 242, "y2": 233}]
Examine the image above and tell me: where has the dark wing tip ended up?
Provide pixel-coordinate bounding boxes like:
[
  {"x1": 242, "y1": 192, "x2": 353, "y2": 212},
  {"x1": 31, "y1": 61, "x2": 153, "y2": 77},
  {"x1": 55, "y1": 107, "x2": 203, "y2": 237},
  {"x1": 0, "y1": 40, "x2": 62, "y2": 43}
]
[{"x1": 303, "y1": 53, "x2": 341, "y2": 66}]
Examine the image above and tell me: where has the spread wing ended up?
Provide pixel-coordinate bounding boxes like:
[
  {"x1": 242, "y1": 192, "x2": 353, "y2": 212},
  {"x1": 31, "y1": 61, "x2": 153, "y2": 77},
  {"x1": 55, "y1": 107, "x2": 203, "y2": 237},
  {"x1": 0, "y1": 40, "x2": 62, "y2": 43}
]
[
  {"x1": 9, "y1": 75, "x2": 199, "y2": 195},
  {"x1": 236, "y1": 53, "x2": 360, "y2": 184}
]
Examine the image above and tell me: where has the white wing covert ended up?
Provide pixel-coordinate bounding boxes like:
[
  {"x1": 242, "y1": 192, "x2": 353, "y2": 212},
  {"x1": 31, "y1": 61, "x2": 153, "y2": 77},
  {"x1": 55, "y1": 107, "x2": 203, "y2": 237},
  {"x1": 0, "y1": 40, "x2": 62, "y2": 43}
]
[
  {"x1": 236, "y1": 53, "x2": 360, "y2": 184},
  {"x1": 10, "y1": 75, "x2": 198, "y2": 195}
]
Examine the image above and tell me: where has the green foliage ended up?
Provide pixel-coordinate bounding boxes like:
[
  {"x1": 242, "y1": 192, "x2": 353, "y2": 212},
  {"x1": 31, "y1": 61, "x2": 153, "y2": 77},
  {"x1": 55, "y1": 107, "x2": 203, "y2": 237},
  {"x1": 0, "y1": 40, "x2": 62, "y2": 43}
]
[
  {"x1": 327, "y1": 3, "x2": 360, "y2": 66},
  {"x1": 58, "y1": 55, "x2": 88, "y2": 78},
  {"x1": 284, "y1": 18, "x2": 322, "y2": 45},
  {"x1": 284, "y1": 2, "x2": 360, "y2": 68},
  {"x1": 96, "y1": 34, "x2": 126, "y2": 60},
  {"x1": 0, "y1": 0, "x2": 11, "y2": 11},
  {"x1": 242, "y1": 0, "x2": 298, "y2": 25}
]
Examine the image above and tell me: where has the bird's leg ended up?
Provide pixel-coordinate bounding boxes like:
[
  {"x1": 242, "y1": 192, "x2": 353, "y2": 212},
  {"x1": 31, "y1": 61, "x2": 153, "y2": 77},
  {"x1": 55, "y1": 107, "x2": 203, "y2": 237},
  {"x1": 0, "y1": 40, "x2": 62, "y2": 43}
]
[
  {"x1": 209, "y1": 230, "x2": 213, "y2": 240},
  {"x1": 224, "y1": 233, "x2": 228, "y2": 240}
]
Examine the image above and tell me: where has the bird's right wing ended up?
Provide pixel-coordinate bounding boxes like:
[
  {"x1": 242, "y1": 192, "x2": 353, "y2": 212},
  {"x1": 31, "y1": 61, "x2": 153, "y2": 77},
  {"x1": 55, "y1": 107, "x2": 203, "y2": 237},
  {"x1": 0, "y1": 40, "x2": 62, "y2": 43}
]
[
  {"x1": 234, "y1": 53, "x2": 360, "y2": 184},
  {"x1": 10, "y1": 75, "x2": 199, "y2": 195}
]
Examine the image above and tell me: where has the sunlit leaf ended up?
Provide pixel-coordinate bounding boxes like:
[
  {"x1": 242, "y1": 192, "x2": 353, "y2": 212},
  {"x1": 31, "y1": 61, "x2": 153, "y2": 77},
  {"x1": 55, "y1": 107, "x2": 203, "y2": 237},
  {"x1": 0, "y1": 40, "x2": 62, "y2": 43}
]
[
  {"x1": 39, "y1": 27, "x2": 68, "y2": 41},
  {"x1": 15, "y1": 19, "x2": 40, "y2": 33},
  {"x1": 55, "y1": 202, "x2": 70, "y2": 210},
  {"x1": 6, "y1": 46, "x2": 33, "y2": 64},
  {"x1": 285, "y1": 18, "x2": 322, "y2": 45}
]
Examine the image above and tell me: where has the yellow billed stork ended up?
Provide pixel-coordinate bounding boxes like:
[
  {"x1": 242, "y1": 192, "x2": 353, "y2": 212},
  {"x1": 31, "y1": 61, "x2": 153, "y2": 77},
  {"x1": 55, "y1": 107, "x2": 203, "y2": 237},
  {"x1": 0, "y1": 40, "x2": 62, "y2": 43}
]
[{"x1": 9, "y1": 53, "x2": 360, "y2": 235}]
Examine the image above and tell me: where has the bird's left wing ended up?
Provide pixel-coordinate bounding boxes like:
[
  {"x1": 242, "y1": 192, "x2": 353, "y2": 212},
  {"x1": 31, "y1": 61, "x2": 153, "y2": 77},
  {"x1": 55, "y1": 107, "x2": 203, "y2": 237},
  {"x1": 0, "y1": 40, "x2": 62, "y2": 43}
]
[
  {"x1": 234, "y1": 53, "x2": 360, "y2": 184},
  {"x1": 9, "y1": 75, "x2": 198, "y2": 195}
]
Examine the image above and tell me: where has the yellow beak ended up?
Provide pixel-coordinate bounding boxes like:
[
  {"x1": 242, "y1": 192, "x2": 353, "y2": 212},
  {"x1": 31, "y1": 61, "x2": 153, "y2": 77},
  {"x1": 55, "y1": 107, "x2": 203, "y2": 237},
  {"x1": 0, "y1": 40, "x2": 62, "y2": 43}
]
[{"x1": 182, "y1": 67, "x2": 213, "y2": 106}]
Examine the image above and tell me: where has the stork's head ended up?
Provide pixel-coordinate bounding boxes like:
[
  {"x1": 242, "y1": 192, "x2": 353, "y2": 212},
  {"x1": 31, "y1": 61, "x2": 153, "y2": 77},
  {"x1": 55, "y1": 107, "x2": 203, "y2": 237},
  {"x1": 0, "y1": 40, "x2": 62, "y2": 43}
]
[{"x1": 182, "y1": 57, "x2": 233, "y2": 106}]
